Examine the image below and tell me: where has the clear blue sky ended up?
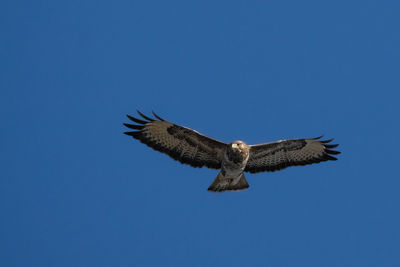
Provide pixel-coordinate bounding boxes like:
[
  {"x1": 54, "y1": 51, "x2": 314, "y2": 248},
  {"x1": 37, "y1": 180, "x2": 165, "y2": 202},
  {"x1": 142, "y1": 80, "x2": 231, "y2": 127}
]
[{"x1": 1, "y1": 0, "x2": 400, "y2": 266}]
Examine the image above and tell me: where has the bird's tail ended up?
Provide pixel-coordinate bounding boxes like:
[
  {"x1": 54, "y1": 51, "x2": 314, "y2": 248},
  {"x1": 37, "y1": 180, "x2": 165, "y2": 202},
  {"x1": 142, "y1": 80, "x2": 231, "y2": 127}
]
[{"x1": 207, "y1": 172, "x2": 249, "y2": 193}]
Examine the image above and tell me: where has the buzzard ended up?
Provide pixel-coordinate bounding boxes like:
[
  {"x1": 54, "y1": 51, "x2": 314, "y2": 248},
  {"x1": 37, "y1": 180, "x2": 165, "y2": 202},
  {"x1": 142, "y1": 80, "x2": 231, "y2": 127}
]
[{"x1": 124, "y1": 111, "x2": 340, "y2": 192}]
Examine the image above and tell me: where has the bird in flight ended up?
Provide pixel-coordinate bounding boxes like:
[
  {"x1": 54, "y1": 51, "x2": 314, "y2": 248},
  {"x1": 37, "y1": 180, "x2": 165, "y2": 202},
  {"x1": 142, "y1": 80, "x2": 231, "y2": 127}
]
[{"x1": 123, "y1": 111, "x2": 340, "y2": 192}]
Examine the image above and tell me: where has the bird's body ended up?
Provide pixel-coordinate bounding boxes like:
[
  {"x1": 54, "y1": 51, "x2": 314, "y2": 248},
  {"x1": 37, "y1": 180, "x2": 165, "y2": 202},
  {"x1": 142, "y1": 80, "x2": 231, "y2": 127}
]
[
  {"x1": 124, "y1": 111, "x2": 340, "y2": 192},
  {"x1": 209, "y1": 141, "x2": 250, "y2": 191}
]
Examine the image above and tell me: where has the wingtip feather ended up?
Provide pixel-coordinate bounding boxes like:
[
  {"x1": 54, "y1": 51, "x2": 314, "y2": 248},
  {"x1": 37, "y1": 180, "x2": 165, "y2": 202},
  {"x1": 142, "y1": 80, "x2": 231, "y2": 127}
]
[
  {"x1": 324, "y1": 144, "x2": 339, "y2": 149},
  {"x1": 325, "y1": 149, "x2": 341, "y2": 155},
  {"x1": 323, "y1": 154, "x2": 338, "y2": 161},
  {"x1": 123, "y1": 123, "x2": 144, "y2": 130},
  {"x1": 127, "y1": 114, "x2": 147, "y2": 124},
  {"x1": 124, "y1": 131, "x2": 141, "y2": 138},
  {"x1": 152, "y1": 111, "x2": 165, "y2": 121},
  {"x1": 136, "y1": 110, "x2": 155, "y2": 121}
]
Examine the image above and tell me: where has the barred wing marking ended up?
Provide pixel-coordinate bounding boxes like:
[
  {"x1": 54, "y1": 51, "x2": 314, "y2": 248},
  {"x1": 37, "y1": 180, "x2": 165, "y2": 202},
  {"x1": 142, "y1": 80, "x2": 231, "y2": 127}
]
[
  {"x1": 245, "y1": 137, "x2": 340, "y2": 173},
  {"x1": 124, "y1": 111, "x2": 227, "y2": 169}
]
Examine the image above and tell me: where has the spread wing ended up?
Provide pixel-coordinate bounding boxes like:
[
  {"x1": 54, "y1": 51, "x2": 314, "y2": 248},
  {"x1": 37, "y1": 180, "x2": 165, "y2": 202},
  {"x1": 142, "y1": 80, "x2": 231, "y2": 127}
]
[
  {"x1": 123, "y1": 111, "x2": 227, "y2": 169},
  {"x1": 245, "y1": 136, "x2": 340, "y2": 173}
]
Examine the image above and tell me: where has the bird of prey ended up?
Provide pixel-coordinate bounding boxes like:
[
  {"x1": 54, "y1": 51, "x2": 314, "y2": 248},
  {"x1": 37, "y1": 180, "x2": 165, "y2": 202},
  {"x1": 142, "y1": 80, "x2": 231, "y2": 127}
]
[{"x1": 123, "y1": 111, "x2": 340, "y2": 192}]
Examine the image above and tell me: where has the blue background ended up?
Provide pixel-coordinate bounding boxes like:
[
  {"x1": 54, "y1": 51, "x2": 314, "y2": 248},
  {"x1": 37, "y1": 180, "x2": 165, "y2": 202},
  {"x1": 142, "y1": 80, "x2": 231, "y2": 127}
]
[{"x1": 1, "y1": 0, "x2": 400, "y2": 266}]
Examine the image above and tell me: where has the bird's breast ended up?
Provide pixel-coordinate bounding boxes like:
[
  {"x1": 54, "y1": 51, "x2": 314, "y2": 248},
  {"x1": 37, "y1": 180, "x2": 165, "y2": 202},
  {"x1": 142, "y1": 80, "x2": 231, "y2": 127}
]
[
  {"x1": 223, "y1": 149, "x2": 249, "y2": 176},
  {"x1": 226, "y1": 148, "x2": 249, "y2": 163}
]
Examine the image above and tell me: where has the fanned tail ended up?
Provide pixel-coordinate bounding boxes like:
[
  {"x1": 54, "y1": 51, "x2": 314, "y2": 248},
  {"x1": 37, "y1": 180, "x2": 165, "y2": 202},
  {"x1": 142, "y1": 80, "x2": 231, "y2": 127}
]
[{"x1": 207, "y1": 172, "x2": 249, "y2": 192}]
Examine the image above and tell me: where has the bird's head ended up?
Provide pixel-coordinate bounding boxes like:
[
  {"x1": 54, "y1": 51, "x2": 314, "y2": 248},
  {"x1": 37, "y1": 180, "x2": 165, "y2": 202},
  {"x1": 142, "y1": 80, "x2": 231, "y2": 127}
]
[
  {"x1": 229, "y1": 141, "x2": 249, "y2": 154},
  {"x1": 231, "y1": 141, "x2": 245, "y2": 150}
]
